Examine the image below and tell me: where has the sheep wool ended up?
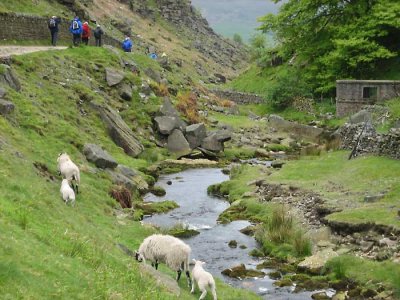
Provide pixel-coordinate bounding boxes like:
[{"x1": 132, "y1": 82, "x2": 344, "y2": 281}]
[
  {"x1": 191, "y1": 259, "x2": 217, "y2": 300},
  {"x1": 57, "y1": 153, "x2": 80, "y2": 193},
  {"x1": 137, "y1": 234, "x2": 192, "y2": 285},
  {"x1": 60, "y1": 179, "x2": 75, "y2": 205}
]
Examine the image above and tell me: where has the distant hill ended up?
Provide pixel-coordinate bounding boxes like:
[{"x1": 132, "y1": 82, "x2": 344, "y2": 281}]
[{"x1": 191, "y1": 0, "x2": 281, "y2": 42}]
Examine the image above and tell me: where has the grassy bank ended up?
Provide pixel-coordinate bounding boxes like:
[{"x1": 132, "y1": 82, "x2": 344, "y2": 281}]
[{"x1": 0, "y1": 48, "x2": 260, "y2": 299}]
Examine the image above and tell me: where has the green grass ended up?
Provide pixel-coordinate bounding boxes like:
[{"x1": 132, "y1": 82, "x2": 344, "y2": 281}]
[
  {"x1": 326, "y1": 255, "x2": 400, "y2": 296},
  {"x1": 0, "y1": 0, "x2": 69, "y2": 16},
  {"x1": 0, "y1": 47, "x2": 261, "y2": 299},
  {"x1": 268, "y1": 151, "x2": 400, "y2": 229}
]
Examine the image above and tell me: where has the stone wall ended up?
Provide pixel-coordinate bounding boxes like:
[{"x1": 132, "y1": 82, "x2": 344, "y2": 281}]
[
  {"x1": 336, "y1": 80, "x2": 400, "y2": 117},
  {"x1": 338, "y1": 123, "x2": 400, "y2": 159},
  {"x1": 211, "y1": 89, "x2": 265, "y2": 105},
  {"x1": 0, "y1": 12, "x2": 121, "y2": 48}
]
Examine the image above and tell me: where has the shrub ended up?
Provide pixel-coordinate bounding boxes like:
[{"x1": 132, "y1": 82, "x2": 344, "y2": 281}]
[
  {"x1": 176, "y1": 91, "x2": 201, "y2": 124},
  {"x1": 109, "y1": 185, "x2": 132, "y2": 208},
  {"x1": 293, "y1": 230, "x2": 312, "y2": 257}
]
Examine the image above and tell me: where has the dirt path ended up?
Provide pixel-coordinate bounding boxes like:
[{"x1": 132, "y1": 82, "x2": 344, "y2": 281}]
[{"x1": 0, "y1": 46, "x2": 67, "y2": 58}]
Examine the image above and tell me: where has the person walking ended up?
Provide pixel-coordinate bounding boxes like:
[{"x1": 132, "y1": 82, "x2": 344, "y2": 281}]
[
  {"x1": 81, "y1": 22, "x2": 90, "y2": 45},
  {"x1": 69, "y1": 16, "x2": 83, "y2": 46},
  {"x1": 48, "y1": 16, "x2": 61, "y2": 46},
  {"x1": 122, "y1": 37, "x2": 133, "y2": 52},
  {"x1": 93, "y1": 24, "x2": 104, "y2": 47}
]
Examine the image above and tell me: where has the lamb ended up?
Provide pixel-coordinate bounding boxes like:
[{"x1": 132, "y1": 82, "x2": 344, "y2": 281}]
[
  {"x1": 57, "y1": 153, "x2": 80, "y2": 193},
  {"x1": 191, "y1": 259, "x2": 217, "y2": 300},
  {"x1": 135, "y1": 234, "x2": 192, "y2": 286},
  {"x1": 60, "y1": 179, "x2": 75, "y2": 206}
]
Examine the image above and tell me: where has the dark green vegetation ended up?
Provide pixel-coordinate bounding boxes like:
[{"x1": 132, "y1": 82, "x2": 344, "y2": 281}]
[{"x1": 0, "y1": 48, "x2": 260, "y2": 299}]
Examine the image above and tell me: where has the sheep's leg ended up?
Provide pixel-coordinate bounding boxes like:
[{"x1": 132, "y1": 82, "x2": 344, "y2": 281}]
[
  {"x1": 211, "y1": 287, "x2": 217, "y2": 300},
  {"x1": 176, "y1": 269, "x2": 182, "y2": 281},
  {"x1": 186, "y1": 270, "x2": 192, "y2": 287},
  {"x1": 190, "y1": 280, "x2": 196, "y2": 294},
  {"x1": 155, "y1": 260, "x2": 158, "y2": 270},
  {"x1": 199, "y1": 288, "x2": 207, "y2": 300}
]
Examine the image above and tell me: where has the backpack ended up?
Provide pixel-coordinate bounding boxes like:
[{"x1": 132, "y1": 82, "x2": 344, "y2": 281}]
[
  {"x1": 94, "y1": 27, "x2": 103, "y2": 38},
  {"x1": 72, "y1": 20, "x2": 79, "y2": 30},
  {"x1": 49, "y1": 18, "x2": 56, "y2": 28}
]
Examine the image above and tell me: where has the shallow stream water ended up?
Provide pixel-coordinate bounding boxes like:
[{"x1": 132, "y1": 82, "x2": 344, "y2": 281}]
[{"x1": 143, "y1": 168, "x2": 333, "y2": 299}]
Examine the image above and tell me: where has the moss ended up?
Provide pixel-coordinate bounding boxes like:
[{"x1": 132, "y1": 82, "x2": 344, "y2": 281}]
[
  {"x1": 150, "y1": 186, "x2": 166, "y2": 196},
  {"x1": 134, "y1": 200, "x2": 178, "y2": 215}
]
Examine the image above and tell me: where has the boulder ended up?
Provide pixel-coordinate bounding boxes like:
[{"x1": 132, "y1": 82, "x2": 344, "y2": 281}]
[
  {"x1": 116, "y1": 165, "x2": 148, "y2": 193},
  {"x1": 185, "y1": 123, "x2": 206, "y2": 148},
  {"x1": 154, "y1": 116, "x2": 180, "y2": 135},
  {"x1": 167, "y1": 129, "x2": 191, "y2": 156},
  {"x1": 214, "y1": 129, "x2": 232, "y2": 142},
  {"x1": 268, "y1": 114, "x2": 323, "y2": 142},
  {"x1": 160, "y1": 97, "x2": 179, "y2": 117},
  {"x1": 106, "y1": 170, "x2": 137, "y2": 191},
  {"x1": 0, "y1": 64, "x2": 21, "y2": 91},
  {"x1": 0, "y1": 99, "x2": 15, "y2": 115},
  {"x1": 90, "y1": 102, "x2": 143, "y2": 157},
  {"x1": 83, "y1": 144, "x2": 118, "y2": 169},
  {"x1": 201, "y1": 133, "x2": 223, "y2": 152},
  {"x1": 105, "y1": 67, "x2": 124, "y2": 86},
  {"x1": 141, "y1": 81, "x2": 152, "y2": 95},
  {"x1": 116, "y1": 165, "x2": 138, "y2": 178},
  {"x1": 144, "y1": 67, "x2": 161, "y2": 83},
  {"x1": 298, "y1": 249, "x2": 338, "y2": 274},
  {"x1": 349, "y1": 109, "x2": 372, "y2": 124},
  {"x1": 0, "y1": 87, "x2": 6, "y2": 98},
  {"x1": 221, "y1": 263, "x2": 265, "y2": 279},
  {"x1": 119, "y1": 83, "x2": 133, "y2": 101}
]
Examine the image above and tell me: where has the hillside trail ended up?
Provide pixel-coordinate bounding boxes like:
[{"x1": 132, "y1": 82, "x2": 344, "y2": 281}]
[{"x1": 0, "y1": 46, "x2": 67, "y2": 58}]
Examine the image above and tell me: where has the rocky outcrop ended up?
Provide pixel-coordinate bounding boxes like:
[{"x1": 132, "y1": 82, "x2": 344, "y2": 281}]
[
  {"x1": 154, "y1": 116, "x2": 181, "y2": 135},
  {"x1": 0, "y1": 64, "x2": 21, "y2": 91},
  {"x1": 90, "y1": 102, "x2": 143, "y2": 157},
  {"x1": 105, "y1": 68, "x2": 124, "y2": 87},
  {"x1": 221, "y1": 263, "x2": 265, "y2": 279},
  {"x1": 297, "y1": 249, "x2": 339, "y2": 274},
  {"x1": 185, "y1": 123, "x2": 206, "y2": 148},
  {"x1": 83, "y1": 144, "x2": 118, "y2": 169},
  {"x1": 0, "y1": 99, "x2": 14, "y2": 115},
  {"x1": 167, "y1": 129, "x2": 191, "y2": 156},
  {"x1": 210, "y1": 89, "x2": 264, "y2": 105}
]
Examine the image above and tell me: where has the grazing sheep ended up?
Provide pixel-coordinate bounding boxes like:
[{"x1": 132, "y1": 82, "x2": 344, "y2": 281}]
[
  {"x1": 60, "y1": 179, "x2": 75, "y2": 206},
  {"x1": 135, "y1": 234, "x2": 192, "y2": 286},
  {"x1": 191, "y1": 259, "x2": 217, "y2": 300},
  {"x1": 57, "y1": 153, "x2": 80, "y2": 193}
]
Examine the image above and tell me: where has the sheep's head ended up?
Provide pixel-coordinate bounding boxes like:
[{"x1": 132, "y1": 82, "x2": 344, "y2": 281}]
[
  {"x1": 135, "y1": 251, "x2": 144, "y2": 262},
  {"x1": 57, "y1": 153, "x2": 70, "y2": 163},
  {"x1": 192, "y1": 259, "x2": 205, "y2": 267}
]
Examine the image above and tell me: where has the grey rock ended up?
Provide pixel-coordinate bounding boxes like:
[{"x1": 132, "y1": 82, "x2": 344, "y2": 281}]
[
  {"x1": 0, "y1": 99, "x2": 15, "y2": 115},
  {"x1": 90, "y1": 102, "x2": 143, "y2": 157},
  {"x1": 141, "y1": 81, "x2": 152, "y2": 95},
  {"x1": 154, "y1": 116, "x2": 180, "y2": 135},
  {"x1": 214, "y1": 129, "x2": 232, "y2": 142},
  {"x1": 144, "y1": 67, "x2": 161, "y2": 83},
  {"x1": 0, "y1": 64, "x2": 21, "y2": 91},
  {"x1": 0, "y1": 87, "x2": 6, "y2": 98},
  {"x1": 185, "y1": 123, "x2": 206, "y2": 148},
  {"x1": 116, "y1": 165, "x2": 138, "y2": 178},
  {"x1": 83, "y1": 144, "x2": 118, "y2": 169},
  {"x1": 360, "y1": 241, "x2": 374, "y2": 252},
  {"x1": 160, "y1": 97, "x2": 179, "y2": 117},
  {"x1": 119, "y1": 83, "x2": 133, "y2": 101},
  {"x1": 106, "y1": 170, "x2": 137, "y2": 191},
  {"x1": 105, "y1": 67, "x2": 124, "y2": 86},
  {"x1": 271, "y1": 161, "x2": 285, "y2": 169},
  {"x1": 349, "y1": 109, "x2": 372, "y2": 124},
  {"x1": 201, "y1": 133, "x2": 223, "y2": 152},
  {"x1": 167, "y1": 129, "x2": 191, "y2": 156},
  {"x1": 364, "y1": 194, "x2": 385, "y2": 203}
]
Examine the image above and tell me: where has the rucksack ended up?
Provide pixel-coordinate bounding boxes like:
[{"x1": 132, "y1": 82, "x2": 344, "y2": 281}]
[
  {"x1": 94, "y1": 27, "x2": 103, "y2": 38},
  {"x1": 49, "y1": 18, "x2": 56, "y2": 28},
  {"x1": 72, "y1": 20, "x2": 79, "y2": 30}
]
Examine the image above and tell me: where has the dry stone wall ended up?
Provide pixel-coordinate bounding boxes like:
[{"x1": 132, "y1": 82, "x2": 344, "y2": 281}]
[
  {"x1": 211, "y1": 89, "x2": 264, "y2": 105},
  {"x1": 0, "y1": 13, "x2": 120, "y2": 48}
]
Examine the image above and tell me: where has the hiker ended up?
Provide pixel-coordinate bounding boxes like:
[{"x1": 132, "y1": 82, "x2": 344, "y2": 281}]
[
  {"x1": 81, "y1": 22, "x2": 90, "y2": 45},
  {"x1": 93, "y1": 24, "x2": 104, "y2": 47},
  {"x1": 69, "y1": 16, "x2": 83, "y2": 46},
  {"x1": 48, "y1": 16, "x2": 61, "y2": 46},
  {"x1": 149, "y1": 52, "x2": 158, "y2": 59},
  {"x1": 122, "y1": 37, "x2": 133, "y2": 52}
]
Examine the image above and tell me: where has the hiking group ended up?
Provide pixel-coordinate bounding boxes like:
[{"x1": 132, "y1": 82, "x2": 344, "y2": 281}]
[{"x1": 48, "y1": 15, "x2": 107, "y2": 49}]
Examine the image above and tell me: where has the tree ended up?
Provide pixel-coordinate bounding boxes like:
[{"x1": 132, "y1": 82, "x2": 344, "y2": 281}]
[
  {"x1": 233, "y1": 33, "x2": 243, "y2": 44},
  {"x1": 258, "y1": 0, "x2": 400, "y2": 95}
]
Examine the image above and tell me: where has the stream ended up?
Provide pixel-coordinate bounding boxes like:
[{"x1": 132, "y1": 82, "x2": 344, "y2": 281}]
[{"x1": 143, "y1": 168, "x2": 333, "y2": 299}]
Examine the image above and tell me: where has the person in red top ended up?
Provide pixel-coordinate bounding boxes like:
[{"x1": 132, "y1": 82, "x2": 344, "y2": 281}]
[{"x1": 81, "y1": 22, "x2": 91, "y2": 45}]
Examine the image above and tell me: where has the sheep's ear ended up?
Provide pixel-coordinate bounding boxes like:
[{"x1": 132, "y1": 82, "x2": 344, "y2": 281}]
[
  {"x1": 200, "y1": 261, "x2": 206, "y2": 266},
  {"x1": 192, "y1": 259, "x2": 197, "y2": 263}
]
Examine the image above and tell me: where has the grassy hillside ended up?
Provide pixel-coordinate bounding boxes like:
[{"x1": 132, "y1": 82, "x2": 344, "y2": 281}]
[{"x1": 0, "y1": 47, "x2": 260, "y2": 299}]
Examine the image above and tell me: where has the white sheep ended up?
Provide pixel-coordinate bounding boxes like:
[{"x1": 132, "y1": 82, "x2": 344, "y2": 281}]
[
  {"x1": 191, "y1": 259, "x2": 217, "y2": 300},
  {"x1": 135, "y1": 234, "x2": 192, "y2": 286},
  {"x1": 57, "y1": 153, "x2": 80, "y2": 193},
  {"x1": 60, "y1": 179, "x2": 75, "y2": 206}
]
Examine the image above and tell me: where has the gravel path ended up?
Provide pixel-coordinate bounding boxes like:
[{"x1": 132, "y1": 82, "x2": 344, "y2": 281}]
[{"x1": 0, "y1": 46, "x2": 67, "y2": 58}]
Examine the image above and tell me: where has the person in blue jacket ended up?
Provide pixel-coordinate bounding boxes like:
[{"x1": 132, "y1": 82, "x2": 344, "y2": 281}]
[
  {"x1": 122, "y1": 37, "x2": 133, "y2": 52},
  {"x1": 69, "y1": 16, "x2": 83, "y2": 46}
]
